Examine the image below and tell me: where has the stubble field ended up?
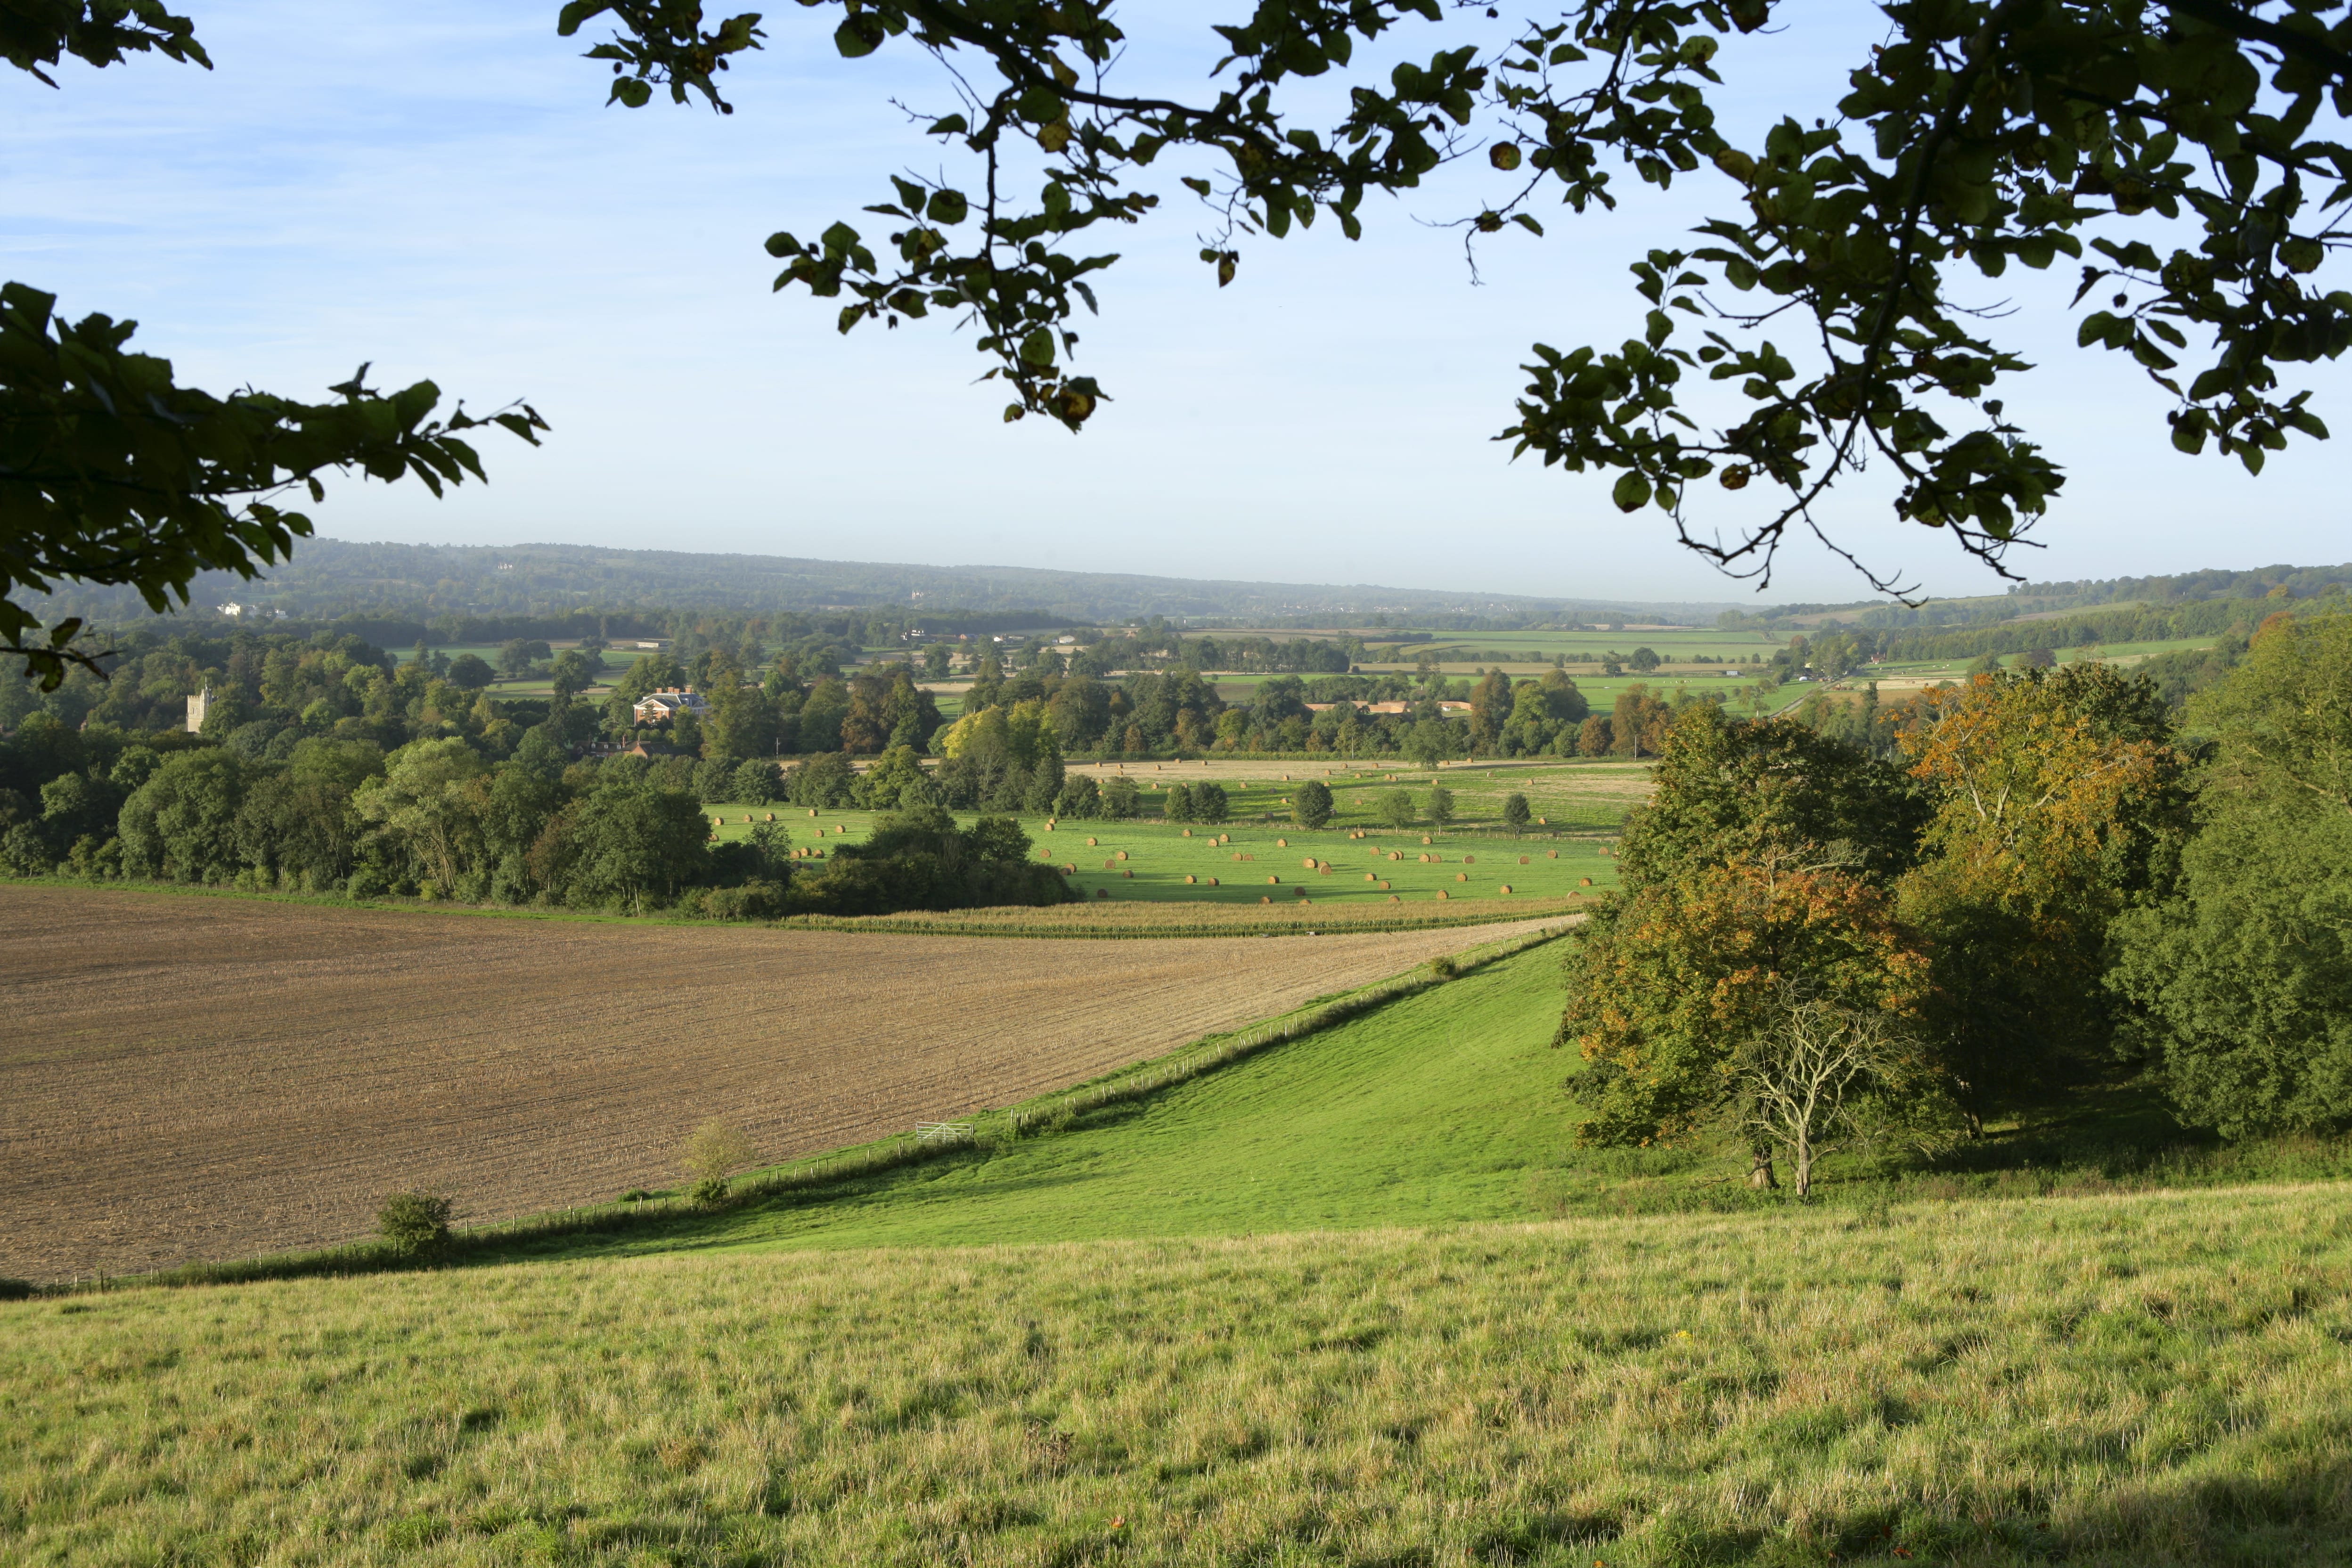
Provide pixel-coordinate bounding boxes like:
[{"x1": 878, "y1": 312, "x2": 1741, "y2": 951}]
[{"x1": 0, "y1": 887, "x2": 1552, "y2": 1282}]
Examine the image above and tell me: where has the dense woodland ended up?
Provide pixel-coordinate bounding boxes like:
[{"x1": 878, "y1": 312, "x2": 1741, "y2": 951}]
[{"x1": 1562, "y1": 609, "x2": 2352, "y2": 1182}]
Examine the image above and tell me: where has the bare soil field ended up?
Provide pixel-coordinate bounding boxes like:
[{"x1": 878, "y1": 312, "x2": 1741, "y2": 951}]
[{"x1": 0, "y1": 887, "x2": 1558, "y2": 1280}]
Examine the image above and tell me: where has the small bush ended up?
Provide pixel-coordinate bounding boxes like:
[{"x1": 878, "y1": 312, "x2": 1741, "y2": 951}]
[
  {"x1": 1427, "y1": 955, "x2": 1460, "y2": 980},
  {"x1": 376, "y1": 1192, "x2": 454, "y2": 1258},
  {"x1": 679, "y1": 1119, "x2": 758, "y2": 1207}
]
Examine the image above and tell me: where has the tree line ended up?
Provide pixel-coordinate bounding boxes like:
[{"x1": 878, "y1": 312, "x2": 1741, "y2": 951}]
[{"x1": 1560, "y1": 611, "x2": 2352, "y2": 1191}]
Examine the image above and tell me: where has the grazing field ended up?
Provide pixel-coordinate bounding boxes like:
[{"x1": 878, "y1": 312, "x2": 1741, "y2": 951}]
[
  {"x1": 727, "y1": 759, "x2": 1648, "y2": 906},
  {"x1": 0, "y1": 887, "x2": 1551, "y2": 1281},
  {"x1": 8, "y1": 1186, "x2": 2349, "y2": 1566}
]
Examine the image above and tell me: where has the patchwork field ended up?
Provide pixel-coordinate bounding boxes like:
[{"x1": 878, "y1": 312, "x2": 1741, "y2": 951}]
[{"x1": 0, "y1": 887, "x2": 1553, "y2": 1281}]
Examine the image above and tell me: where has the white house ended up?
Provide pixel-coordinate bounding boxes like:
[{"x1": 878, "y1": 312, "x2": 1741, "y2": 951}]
[{"x1": 632, "y1": 688, "x2": 710, "y2": 724}]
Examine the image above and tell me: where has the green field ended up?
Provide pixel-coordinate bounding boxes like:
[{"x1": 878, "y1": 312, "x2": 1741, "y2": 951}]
[
  {"x1": 9, "y1": 939, "x2": 2351, "y2": 1564},
  {"x1": 719, "y1": 764, "x2": 1640, "y2": 906}
]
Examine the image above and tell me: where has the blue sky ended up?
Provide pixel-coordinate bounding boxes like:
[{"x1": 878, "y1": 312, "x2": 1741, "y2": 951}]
[{"x1": 6, "y1": 2, "x2": 2344, "y2": 604}]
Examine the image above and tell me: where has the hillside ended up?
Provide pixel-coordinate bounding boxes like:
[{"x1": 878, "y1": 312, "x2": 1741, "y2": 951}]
[
  {"x1": 8, "y1": 1184, "x2": 2347, "y2": 1565},
  {"x1": 22, "y1": 538, "x2": 1749, "y2": 631}
]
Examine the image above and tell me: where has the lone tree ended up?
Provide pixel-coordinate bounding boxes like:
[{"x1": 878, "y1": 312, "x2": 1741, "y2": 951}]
[
  {"x1": 568, "y1": 0, "x2": 2349, "y2": 596},
  {"x1": 679, "y1": 1119, "x2": 759, "y2": 1205},
  {"x1": 1502, "y1": 791, "x2": 1533, "y2": 832},
  {"x1": 1292, "y1": 778, "x2": 1335, "y2": 829},
  {"x1": 1380, "y1": 787, "x2": 1418, "y2": 828}
]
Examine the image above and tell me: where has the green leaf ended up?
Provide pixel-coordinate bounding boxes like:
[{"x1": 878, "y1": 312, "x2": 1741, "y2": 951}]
[
  {"x1": 1019, "y1": 329, "x2": 1056, "y2": 366},
  {"x1": 834, "y1": 16, "x2": 885, "y2": 57},
  {"x1": 925, "y1": 189, "x2": 968, "y2": 225},
  {"x1": 1612, "y1": 473, "x2": 1652, "y2": 513}
]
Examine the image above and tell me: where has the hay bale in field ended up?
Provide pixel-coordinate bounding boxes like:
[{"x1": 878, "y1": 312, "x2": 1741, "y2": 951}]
[
  {"x1": 1422, "y1": 835, "x2": 1433, "y2": 844},
  {"x1": 1390, "y1": 850, "x2": 1403, "y2": 861},
  {"x1": 765, "y1": 813, "x2": 775, "y2": 822},
  {"x1": 1464, "y1": 854, "x2": 1476, "y2": 863},
  {"x1": 713, "y1": 816, "x2": 724, "y2": 828},
  {"x1": 1183, "y1": 829, "x2": 1193, "y2": 837},
  {"x1": 1303, "y1": 856, "x2": 1318, "y2": 869},
  {"x1": 1436, "y1": 890, "x2": 1449, "y2": 899},
  {"x1": 1380, "y1": 880, "x2": 1390, "y2": 890},
  {"x1": 1500, "y1": 884, "x2": 1513, "y2": 894},
  {"x1": 1261, "y1": 895, "x2": 1271, "y2": 904},
  {"x1": 1096, "y1": 887, "x2": 1110, "y2": 899},
  {"x1": 1388, "y1": 893, "x2": 1401, "y2": 902},
  {"x1": 1580, "y1": 876, "x2": 1593, "y2": 886},
  {"x1": 1519, "y1": 855, "x2": 1531, "y2": 865},
  {"x1": 1207, "y1": 877, "x2": 1218, "y2": 886},
  {"x1": 1117, "y1": 850, "x2": 1129, "y2": 861},
  {"x1": 1268, "y1": 875, "x2": 1280, "y2": 885},
  {"x1": 1456, "y1": 872, "x2": 1469, "y2": 882},
  {"x1": 1186, "y1": 874, "x2": 1197, "y2": 884},
  {"x1": 1104, "y1": 859, "x2": 1116, "y2": 869},
  {"x1": 808, "y1": 808, "x2": 817, "y2": 816},
  {"x1": 1276, "y1": 837, "x2": 1289, "y2": 848},
  {"x1": 1538, "y1": 816, "x2": 1547, "y2": 825},
  {"x1": 1295, "y1": 887, "x2": 1309, "y2": 898},
  {"x1": 1548, "y1": 849, "x2": 1559, "y2": 859},
  {"x1": 1123, "y1": 869, "x2": 1134, "y2": 879},
  {"x1": 1087, "y1": 836, "x2": 1098, "y2": 847}
]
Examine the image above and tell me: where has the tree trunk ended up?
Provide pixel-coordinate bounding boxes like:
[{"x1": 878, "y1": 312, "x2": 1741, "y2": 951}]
[
  {"x1": 1794, "y1": 1141, "x2": 1813, "y2": 1200},
  {"x1": 1748, "y1": 1152, "x2": 1779, "y2": 1190}
]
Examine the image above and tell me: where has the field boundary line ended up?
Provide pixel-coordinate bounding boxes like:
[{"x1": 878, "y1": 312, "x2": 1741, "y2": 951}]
[{"x1": 18, "y1": 920, "x2": 1576, "y2": 1298}]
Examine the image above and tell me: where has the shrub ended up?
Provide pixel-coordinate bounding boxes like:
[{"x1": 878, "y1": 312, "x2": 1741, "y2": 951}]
[
  {"x1": 679, "y1": 1119, "x2": 758, "y2": 1205},
  {"x1": 376, "y1": 1192, "x2": 454, "y2": 1258},
  {"x1": 1101, "y1": 778, "x2": 1141, "y2": 819},
  {"x1": 1165, "y1": 782, "x2": 1195, "y2": 823},
  {"x1": 1055, "y1": 776, "x2": 1102, "y2": 818},
  {"x1": 1503, "y1": 792, "x2": 1531, "y2": 832},
  {"x1": 1194, "y1": 781, "x2": 1229, "y2": 824},
  {"x1": 1379, "y1": 789, "x2": 1415, "y2": 828},
  {"x1": 1427, "y1": 787, "x2": 1455, "y2": 826}
]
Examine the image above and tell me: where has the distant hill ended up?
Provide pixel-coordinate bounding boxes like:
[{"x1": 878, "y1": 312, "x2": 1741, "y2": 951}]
[{"x1": 26, "y1": 539, "x2": 1748, "y2": 631}]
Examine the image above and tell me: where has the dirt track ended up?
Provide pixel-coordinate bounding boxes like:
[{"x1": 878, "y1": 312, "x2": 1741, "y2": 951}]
[{"x1": 0, "y1": 887, "x2": 1556, "y2": 1279}]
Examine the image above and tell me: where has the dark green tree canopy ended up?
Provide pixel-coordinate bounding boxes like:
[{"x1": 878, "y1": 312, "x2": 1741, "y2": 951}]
[{"x1": 572, "y1": 0, "x2": 2350, "y2": 594}]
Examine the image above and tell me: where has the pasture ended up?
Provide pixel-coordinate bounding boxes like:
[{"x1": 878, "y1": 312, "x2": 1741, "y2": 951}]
[
  {"x1": 0, "y1": 887, "x2": 1548, "y2": 1281},
  {"x1": 8, "y1": 1184, "x2": 2349, "y2": 1566},
  {"x1": 717, "y1": 758, "x2": 1646, "y2": 906}
]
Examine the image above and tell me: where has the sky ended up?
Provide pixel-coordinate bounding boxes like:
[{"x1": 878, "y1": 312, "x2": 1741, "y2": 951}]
[{"x1": 6, "y1": 2, "x2": 2345, "y2": 607}]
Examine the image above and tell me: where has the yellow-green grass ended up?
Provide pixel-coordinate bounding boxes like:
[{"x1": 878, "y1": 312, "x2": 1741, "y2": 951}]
[
  {"x1": 711, "y1": 801, "x2": 1625, "y2": 907},
  {"x1": 8, "y1": 1184, "x2": 2350, "y2": 1566},
  {"x1": 773, "y1": 896, "x2": 1579, "y2": 936}
]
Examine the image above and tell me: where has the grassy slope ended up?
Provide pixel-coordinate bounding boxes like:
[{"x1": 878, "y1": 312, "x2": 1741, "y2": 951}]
[
  {"x1": 8, "y1": 1188, "x2": 2350, "y2": 1566},
  {"x1": 500, "y1": 940, "x2": 1579, "y2": 1262}
]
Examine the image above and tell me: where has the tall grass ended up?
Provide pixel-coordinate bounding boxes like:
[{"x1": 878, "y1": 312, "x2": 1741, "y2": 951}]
[
  {"x1": 8, "y1": 1187, "x2": 2350, "y2": 1566},
  {"x1": 776, "y1": 898, "x2": 1585, "y2": 939}
]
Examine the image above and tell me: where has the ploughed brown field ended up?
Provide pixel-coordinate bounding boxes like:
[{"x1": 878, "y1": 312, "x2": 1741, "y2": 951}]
[{"x1": 0, "y1": 887, "x2": 1558, "y2": 1281}]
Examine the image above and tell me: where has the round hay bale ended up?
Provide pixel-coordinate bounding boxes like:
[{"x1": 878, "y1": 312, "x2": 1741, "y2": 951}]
[
  {"x1": 1388, "y1": 893, "x2": 1401, "y2": 902},
  {"x1": 1456, "y1": 872, "x2": 1469, "y2": 882},
  {"x1": 1500, "y1": 884, "x2": 1513, "y2": 894},
  {"x1": 1117, "y1": 850, "x2": 1128, "y2": 861},
  {"x1": 1063, "y1": 864, "x2": 1076, "y2": 874},
  {"x1": 1207, "y1": 877, "x2": 1218, "y2": 887},
  {"x1": 1580, "y1": 876, "x2": 1593, "y2": 886},
  {"x1": 713, "y1": 816, "x2": 724, "y2": 828},
  {"x1": 1095, "y1": 887, "x2": 1110, "y2": 899},
  {"x1": 808, "y1": 808, "x2": 817, "y2": 817},
  {"x1": 1268, "y1": 874, "x2": 1280, "y2": 884},
  {"x1": 1276, "y1": 837, "x2": 1289, "y2": 848},
  {"x1": 742, "y1": 815, "x2": 751, "y2": 824},
  {"x1": 1303, "y1": 856, "x2": 1318, "y2": 869},
  {"x1": 1365, "y1": 872, "x2": 1376, "y2": 882},
  {"x1": 1464, "y1": 854, "x2": 1475, "y2": 864},
  {"x1": 1186, "y1": 874, "x2": 1197, "y2": 884},
  {"x1": 1123, "y1": 869, "x2": 1134, "y2": 878},
  {"x1": 1261, "y1": 895, "x2": 1271, "y2": 904},
  {"x1": 765, "y1": 813, "x2": 775, "y2": 822},
  {"x1": 1183, "y1": 829, "x2": 1192, "y2": 838},
  {"x1": 1087, "y1": 836, "x2": 1098, "y2": 847},
  {"x1": 1295, "y1": 887, "x2": 1308, "y2": 898},
  {"x1": 1436, "y1": 890, "x2": 1449, "y2": 899},
  {"x1": 1519, "y1": 855, "x2": 1531, "y2": 865},
  {"x1": 1422, "y1": 835, "x2": 1433, "y2": 845},
  {"x1": 1104, "y1": 859, "x2": 1117, "y2": 870},
  {"x1": 1548, "y1": 849, "x2": 1559, "y2": 859},
  {"x1": 1538, "y1": 816, "x2": 1547, "y2": 825},
  {"x1": 1380, "y1": 880, "x2": 1390, "y2": 890}
]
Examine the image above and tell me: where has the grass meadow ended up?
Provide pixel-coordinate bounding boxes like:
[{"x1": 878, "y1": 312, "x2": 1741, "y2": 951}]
[
  {"x1": 719, "y1": 760, "x2": 1645, "y2": 908},
  {"x1": 8, "y1": 1185, "x2": 2350, "y2": 1566}
]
